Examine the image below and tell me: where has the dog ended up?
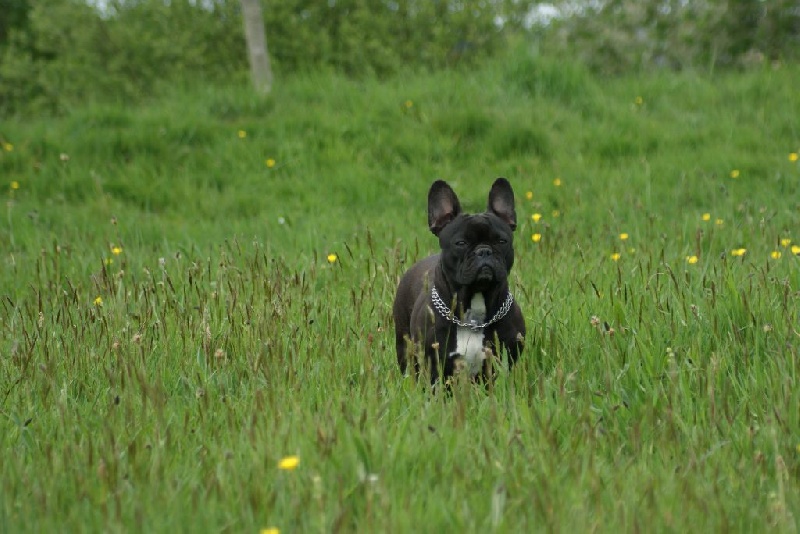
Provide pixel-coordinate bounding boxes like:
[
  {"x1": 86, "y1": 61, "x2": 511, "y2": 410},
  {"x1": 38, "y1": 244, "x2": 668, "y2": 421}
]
[{"x1": 393, "y1": 178, "x2": 526, "y2": 384}]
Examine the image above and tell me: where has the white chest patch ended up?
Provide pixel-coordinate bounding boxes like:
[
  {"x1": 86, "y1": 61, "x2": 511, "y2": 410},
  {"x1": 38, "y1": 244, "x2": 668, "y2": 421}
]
[{"x1": 451, "y1": 294, "x2": 487, "y2": 376}]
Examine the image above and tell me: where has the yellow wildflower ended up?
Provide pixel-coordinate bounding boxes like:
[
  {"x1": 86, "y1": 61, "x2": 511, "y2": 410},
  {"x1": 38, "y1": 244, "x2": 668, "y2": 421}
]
[
  {"x1": 327, "y1": 253, "x2": 338, "y2": 264},
  {"x1": 610, "y1": 252, "x2": 621, "y2": 262},
  {"x1": 730, "y1": 169, "x2": 740, "y2": 179},
  {"x1": 261, "y1": 529, "x2": 280, "y2": 534},
  {"x1": 780, "y1": 238, "x2": 791, "y2": 248},
  {"x1": 93, "y1": 296, "x2": 103, "y2": 306},
  {"x1": 792, "y1": 245, "x2": 800, "y2": 255},
  {"x1": 715, "y1": 219, "x2": 724, "y2": 226},
  {"x1": 531, "y1": 233, "x2": 541, "y2": 243},
  {"x1": 686, "y1": 255, "x2": 698, "y2": 264},
  {"x1": 702, "y1": 213, "x2": 711, "y2": 221},
  {"x1": 731, "y1": 248, "x2": 746, "y2": 257},
  {"x1": 771, "y1": 251, "x2": 782, "y2": 260},
  {"x1": 553, "y1": 178, "x2": 562, "y2": 187},
  {"x1": 405, "y1": 100, "x2": 413, "y2": 108},
  {"x1": 531, "y1": 213, "x2": 542, "y2": 223},
  {"x1": 10, "y1": 181, "x2": 19, "y2": 190},
  {"x1": 278, "y1": 456, "x2": 299, "y2": 471},
  {"x1": 525, "y1": 191, "x2": 533, "y2": 200},
  {"x1": 619, "y1": 233, "x2": 629, "y2": 241},
  {"x1": 634, "y1": 96, "x2": 643, "y2": 105},
  {"x1": 789, "y1": 152, "x2": 798, "y2": 162},
  {"x1": 238, "y1": 130, "x2": 247, "y2": 139},
  {"x1": 111, "y1": 246, "x2": 123, "y2": 255},
  {"x1": 265, "y1": 158, "x2": 276, "y2": 168},
  {"x1": 2, "y1": 142, "x2": 12, "y2": 152}
]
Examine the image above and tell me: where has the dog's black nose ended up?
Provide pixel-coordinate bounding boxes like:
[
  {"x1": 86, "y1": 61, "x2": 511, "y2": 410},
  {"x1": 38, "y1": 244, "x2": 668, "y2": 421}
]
[{"x1": 476, "y1": 246, "x2": 492, "y2": 258}]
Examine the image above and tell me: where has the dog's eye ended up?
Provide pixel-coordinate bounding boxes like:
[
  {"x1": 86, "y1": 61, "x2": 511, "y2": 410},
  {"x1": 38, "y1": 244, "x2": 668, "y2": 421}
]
[
  {"x1": 455, "y1": 240, "x2": 467, "y2": 247},
  {"x1": 497, "y1": 239, "x2": 508, "y2": 245}
]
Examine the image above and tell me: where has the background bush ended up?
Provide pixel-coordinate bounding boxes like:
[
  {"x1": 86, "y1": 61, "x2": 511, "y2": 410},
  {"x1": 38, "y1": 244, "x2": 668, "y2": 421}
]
[
  {"x1": 545, "y1": 0, "x2": 800, "y2": 74},
  {"x1": 2, "y1": 0, "x2": 800, "y2": 116},
  {"x1": 0, "y1": 0, "x2": 247, "y2": 115},
  {"x1": 0, "y1": 0, "x2": 528, "y2": 115}
]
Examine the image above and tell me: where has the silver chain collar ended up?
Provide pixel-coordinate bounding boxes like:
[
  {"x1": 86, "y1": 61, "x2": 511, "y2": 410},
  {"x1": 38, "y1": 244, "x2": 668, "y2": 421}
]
[{"x1": 430, "y1": 286, "x2": 514, "y2": 331}]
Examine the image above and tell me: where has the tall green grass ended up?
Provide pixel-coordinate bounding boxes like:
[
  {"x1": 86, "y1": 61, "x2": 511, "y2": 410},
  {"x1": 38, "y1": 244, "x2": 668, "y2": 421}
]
[{"x1": 1, "y1": 54, "x2": 799, "y2": 532}]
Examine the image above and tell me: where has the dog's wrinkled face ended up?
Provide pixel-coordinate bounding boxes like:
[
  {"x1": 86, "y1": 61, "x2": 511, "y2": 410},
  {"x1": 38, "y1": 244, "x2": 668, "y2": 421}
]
[
  {"x1": 427, "y1": 178, "x2": 518, "y2": 292},
  {"x1": 438, "y1": 213, "x2": 514, "y2": 289}
]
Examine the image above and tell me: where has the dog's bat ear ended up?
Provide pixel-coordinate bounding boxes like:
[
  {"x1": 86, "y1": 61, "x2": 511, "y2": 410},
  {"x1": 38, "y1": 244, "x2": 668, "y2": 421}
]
[
  {"x1": 428, "y1": 180, "x2": 462, "y2": 235},
  {"x1": 488, "y1": 177, "x2": 517, "y2": 230}
]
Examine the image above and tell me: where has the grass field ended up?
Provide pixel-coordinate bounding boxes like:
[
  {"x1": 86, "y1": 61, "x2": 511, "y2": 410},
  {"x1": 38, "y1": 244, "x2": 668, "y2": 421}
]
[{"x1": 2, "y1": 52, "x2": 800, "y2": 532}]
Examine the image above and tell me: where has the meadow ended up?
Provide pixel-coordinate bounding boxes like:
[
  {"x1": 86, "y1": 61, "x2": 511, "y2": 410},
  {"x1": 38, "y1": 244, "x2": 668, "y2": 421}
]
[{"x1": 1, "y1": 53, "x2": 800, "y2": 532}]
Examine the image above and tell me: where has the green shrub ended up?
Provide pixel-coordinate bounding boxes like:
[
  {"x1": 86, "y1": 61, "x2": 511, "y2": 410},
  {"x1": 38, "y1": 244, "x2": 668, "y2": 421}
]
[
  {"x1": 544, "y1": 0, "x2": 800, "y2": 74},
  {"x1": 0, "y1": 0, "x2": 531, "y2": 116},
  {"x1": 0, "y1": 0, "x2": 245, "y2": 115}
]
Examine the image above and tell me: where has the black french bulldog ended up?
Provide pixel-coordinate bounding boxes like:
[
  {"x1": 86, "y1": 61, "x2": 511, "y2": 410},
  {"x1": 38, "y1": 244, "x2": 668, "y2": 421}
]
[{"x1": 393, "y1": 178, "x2": 526, "y2": 384}]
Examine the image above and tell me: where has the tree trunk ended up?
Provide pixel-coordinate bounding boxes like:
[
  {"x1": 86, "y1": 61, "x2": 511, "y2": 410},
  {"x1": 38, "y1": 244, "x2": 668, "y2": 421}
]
[{"x1": 240, "y1": 0, "x2": 273, "y2": 94}]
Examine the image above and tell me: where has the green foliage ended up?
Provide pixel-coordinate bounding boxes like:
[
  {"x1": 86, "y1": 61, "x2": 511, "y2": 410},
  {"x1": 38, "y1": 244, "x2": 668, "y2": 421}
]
[
  {"x1": 262, "y1": 0, "x2": 518, "y2": 75},
  {"x1": 4, "y1": 0, "x2": 800, "y2": 115},
  {"x1": 720, "y1": 0, "x2": 800, "y2": 61},
  {"x1": 0, "y1": 0, "x2": 530, "y2": 116},
  {"x1": 546, "y1": 0, "x2": 800, "y2": 74},
  {"x1": 2, "y1": 56, "x2": 800, "y2": 531},
  {"x1": 0, "y1": 0, "x2": 246, "y2": 115},
  {"x1": 0, "y1": 0, "x2": 30, "y2": 46}
]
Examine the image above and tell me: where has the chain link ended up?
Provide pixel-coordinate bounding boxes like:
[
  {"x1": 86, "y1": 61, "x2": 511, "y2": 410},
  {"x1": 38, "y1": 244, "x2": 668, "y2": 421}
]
[{"x1": 430, "y1": 286, "x2": 514, "y2": 331}]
